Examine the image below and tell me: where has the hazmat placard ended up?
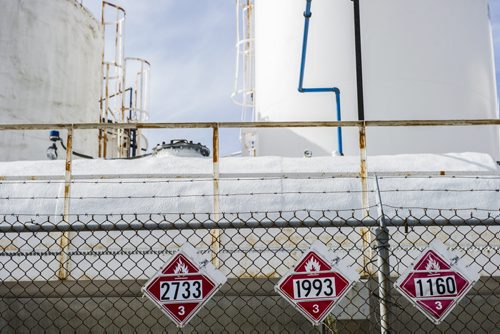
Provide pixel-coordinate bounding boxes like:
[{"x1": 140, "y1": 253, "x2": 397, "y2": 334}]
[
  {"x1": 142, "y1": 244, "x2": 227, "y2": 327},
  {"x1": 275, "y1": 241, "x2": 359, "y2": 326},
  {"x1": 394, "y1": 240, "x2": 479, "y2": 324}
]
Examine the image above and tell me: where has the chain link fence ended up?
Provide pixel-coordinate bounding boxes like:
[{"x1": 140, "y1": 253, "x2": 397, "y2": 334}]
[{"x1": 0, "y1": 208, "x2": 498, "y2": 333}]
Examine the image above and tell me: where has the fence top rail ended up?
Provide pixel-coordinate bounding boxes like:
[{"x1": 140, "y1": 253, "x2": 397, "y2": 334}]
[
  {"x1": 0, "y1": 216, "x2": 498, "y2": 233},
  {"x1": 0, "y1": 119, "x2": 498, "y2": 130}
]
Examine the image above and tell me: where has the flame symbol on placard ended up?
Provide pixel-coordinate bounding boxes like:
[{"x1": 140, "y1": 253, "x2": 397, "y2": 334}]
[
  {"x1": 305, "y1": 258, "x2": 321, "y2": 272},
  {"x1": 425, "y1": 257, "x2": 441, "y2": 272},
  {"x1": 174, "y1": 260, "x2": 189, "y2": 274}
]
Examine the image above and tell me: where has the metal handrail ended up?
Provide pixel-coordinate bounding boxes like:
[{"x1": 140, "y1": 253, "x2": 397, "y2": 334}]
[{"x1": 0, "y1": 119, "x2": 498, "y2": 130}]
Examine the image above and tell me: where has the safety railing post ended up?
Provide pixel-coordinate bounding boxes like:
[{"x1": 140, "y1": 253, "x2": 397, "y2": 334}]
[
  {"x1": 359, "y1": 122, "x2": 372, "y2": 277},
  {"x1": 57, "y1": 127, "x2": 74, "y2": 280},
  {"x1": 210, "y1": 124, "x2": 221, "y2": 267},
  {"x1": 374, "y1": 175, "x2": 391, "y2": 333}
]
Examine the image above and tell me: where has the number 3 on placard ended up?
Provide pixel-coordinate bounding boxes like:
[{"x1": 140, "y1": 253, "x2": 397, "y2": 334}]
[
  {"x1": 312, "y1": 304, "x2": 319, "y2": 313},
  {"x1": 178, "y1": 306, "x2": 185, "y2": 315},
  {"x1": 435, "y1": 302, "x2": 442, "y2": 310}
]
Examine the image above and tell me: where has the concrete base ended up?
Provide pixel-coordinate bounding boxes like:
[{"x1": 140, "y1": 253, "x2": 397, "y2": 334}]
[{"x1": 0, "y1": 277, "x2": 498, "y2": 333}]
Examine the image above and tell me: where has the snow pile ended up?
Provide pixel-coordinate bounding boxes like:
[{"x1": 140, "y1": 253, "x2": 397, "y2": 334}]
[{"x1": 0, "y1": 152, "x2": 497, "y2": 217}]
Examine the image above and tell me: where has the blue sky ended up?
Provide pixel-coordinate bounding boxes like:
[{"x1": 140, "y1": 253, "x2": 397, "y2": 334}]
[{"x1": 86, "y1": 1, "x2": 500, "y2": 155}]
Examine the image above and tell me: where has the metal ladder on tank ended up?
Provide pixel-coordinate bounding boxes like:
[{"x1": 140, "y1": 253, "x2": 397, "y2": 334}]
[
  {"x1": 99, "y1": 1, "x2": 150, "y2": 158},
  {"x1": 232, "y1": 0, "x2": 256, "y2": 156}
]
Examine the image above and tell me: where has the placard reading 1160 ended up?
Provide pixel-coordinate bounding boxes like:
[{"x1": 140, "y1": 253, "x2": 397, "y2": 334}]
[
  {"x1": 293, "y1": 277, "x2": 335, "y2": 299},
  {"x1": 414, "y1": 275, "x2": 457, "y2": 297},
  {"x1": 160, "y1": 280, "x2": 203, "y2": 301}
]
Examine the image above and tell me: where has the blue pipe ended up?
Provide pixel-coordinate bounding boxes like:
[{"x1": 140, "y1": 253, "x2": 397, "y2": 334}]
[{"x1": 298, "y1": 0, "x2": 343, "y2": 155}]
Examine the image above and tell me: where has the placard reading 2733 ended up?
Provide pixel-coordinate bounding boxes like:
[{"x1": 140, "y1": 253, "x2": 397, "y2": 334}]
[
  {"x1": 142, "y1": 244, "x2": 227, "y2": 328},
  {"x1": 160, "y1": 279, "x2": 203, "y2": 301}
]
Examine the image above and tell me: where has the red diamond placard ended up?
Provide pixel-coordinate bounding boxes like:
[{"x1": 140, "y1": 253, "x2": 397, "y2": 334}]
[
  {"x1": 275, "y1": 241, "x2": 359, "y2": 326},
  {"x1": 142, "y1": 244, "x2": 227, "y2": 328},
  {"x1": 394, "y1": 240, "x2": 479, "y2": 324}
]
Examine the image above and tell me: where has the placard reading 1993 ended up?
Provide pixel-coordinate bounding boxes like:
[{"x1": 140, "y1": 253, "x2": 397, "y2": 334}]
[
  {"x1": 275, "y1": 241, "x2": 359, "y2": 326},
  {"x1": 293, "y1": 277, "x2": 335, "y2": 299}
]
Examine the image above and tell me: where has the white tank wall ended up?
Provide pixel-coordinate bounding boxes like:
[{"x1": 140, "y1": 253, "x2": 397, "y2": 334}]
[
  {"x1": 0, "y1": 0, "x2": 102, "y2": 161},
  {"x1": 253, "y1": 0, "x2": 499, "y2": 159},
  {"x1": 253, "y1": 0, "x2": 358, "y2": 157},
  {"x1": 362, "y1": 0, "x2": 499, "y2": 158}
]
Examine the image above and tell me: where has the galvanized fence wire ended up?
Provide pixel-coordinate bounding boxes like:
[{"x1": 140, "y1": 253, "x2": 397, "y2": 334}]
[
  {"x1": 0, "y1": 209, "x2": 499, "y2": 333},
  {"x1": 0, "y1": 174, "x2": 499, "y2": 184},
  {"x1": 0, "y1": 186, "x2": 499, "y2": 201}
]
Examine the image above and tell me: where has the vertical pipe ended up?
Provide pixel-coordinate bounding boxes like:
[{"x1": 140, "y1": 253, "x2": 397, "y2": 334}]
[
  {"x1": 298, "y1": 0, "x2": 313, "y2": 91},
  {"x1": 210, "y1": 125, "x2": 221, "y2": 267},
  {"x1": 57, "y1": 128, "x2": 74, "y2": 280},
  {"x1": 140, "y1": 61, "x2": 145, "y2": 113},
  {"x1": 298, "y1": 0, "x2": 343, "y2": 155},
  {"x1": 335, "y1": 91, "x2": 343, "y2": 155},
  {"x1": 128, "y1": 88, "x2": 137, "y2": 157},
  {"x1": 351, "y1": 0, "x2": 370, "y2": 276},
  {"x1": 99, "y1": 1, "x2": 106, "y2": 158},
  {"x1": 135, "y1": 84, "x2": 141, "y2": 156},
  {"x1": 115, "y1": 9, "x2": 125, "y2": 157},
  {"x1": 352, "y1": 0, "x2": 365, "y2": 122},
  {"x1": 122, "y1": 56, "x2": 128, "y2": 158},
  {"x1": 103, "y1": 63, "x2": 110, "y2": 158},
  {"x1": 137, "y1": 128, "x2": 142, "y2": 157},
  {"x1": 374, "y1": 176, "x2": 391, "y2": 333},
  {"x1": 246, "y1": 0, "x2": 255, "y2": 122}
]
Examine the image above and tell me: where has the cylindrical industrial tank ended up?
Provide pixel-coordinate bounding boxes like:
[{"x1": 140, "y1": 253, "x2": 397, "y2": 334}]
[
  {"x1": 0, "y1": 0, "x2": 103, "y2": 161},
  {"x1": 253, "y1": 0, "x2": 359, "y2": 157},
  {"x1": 253, "y1": 0, "x2": 499, "y2": 159}
]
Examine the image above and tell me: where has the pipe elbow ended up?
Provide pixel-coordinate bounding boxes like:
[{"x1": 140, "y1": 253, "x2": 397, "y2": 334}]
[{"x1": 298, "y1": 87, "x2": 304, "y2": 93}]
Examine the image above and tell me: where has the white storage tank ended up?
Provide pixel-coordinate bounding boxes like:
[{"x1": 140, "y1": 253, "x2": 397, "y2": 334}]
[
  {"x1": 0, "y1": 0, "x2": 103, "y2": 161},
  {"x1": 253, "y1": 0, "x2": 499, "y2": 159}
]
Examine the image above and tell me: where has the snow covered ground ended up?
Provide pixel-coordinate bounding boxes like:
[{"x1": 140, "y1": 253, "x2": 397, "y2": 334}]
[{"x1": 0, "y1": 152, "x2": 497, "y2": 215}]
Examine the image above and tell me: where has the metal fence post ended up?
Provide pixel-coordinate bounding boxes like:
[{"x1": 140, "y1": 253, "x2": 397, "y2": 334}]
[
  {"x1": 359, "y1": 123, "x2": 372, "y2": 278},
  {"x1": 57, "y1": 127, "x2": 73, "y2": 280},
  {"x1": 210, "y1": 124, "x2": 221, "y2": 267},
  {"x1": 374, "y1": 175, "x2": 391, "y2": 333}
]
